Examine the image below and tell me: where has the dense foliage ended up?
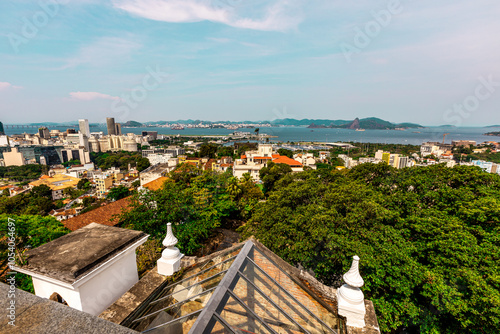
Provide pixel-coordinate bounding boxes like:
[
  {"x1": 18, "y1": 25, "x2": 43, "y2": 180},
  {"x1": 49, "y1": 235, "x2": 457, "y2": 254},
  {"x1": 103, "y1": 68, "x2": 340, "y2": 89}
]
[
  {"x1": 259, "y1": 162, "x2": 292, "y2": 193},
  {"x1": 198, "y1": 143, "x2": 218, "y2": 158},
  {"x1": 0, "y1": 185, "x2": 55, "y2": 215},
  {"x1": 0, "y1": 164, "x2": 46, "y2": 182},
  {"x1": 62, "y1": 159, "x2": 81, "y2": 167},
  {"x1": 468, "y1": 152, "x2": 500, "y2": 164},
  {"x1": 119, "y1": 166, "x2": 263, "y2": 255},
  {"x1": 90, "y1": 151, "x2": 150, "y2": 171},
  {"x1": 277, "y1": 148, "x2": 294, "y2": 158},
  {"x1": 0, "y1": 214, "x2": 70, "y2": 292},
  {"x1": 107, "y1": 185, "x2": 131, "y2": 201},
  {"x1": 241, "y1": 163, "x2": 500, "y2": 333}
]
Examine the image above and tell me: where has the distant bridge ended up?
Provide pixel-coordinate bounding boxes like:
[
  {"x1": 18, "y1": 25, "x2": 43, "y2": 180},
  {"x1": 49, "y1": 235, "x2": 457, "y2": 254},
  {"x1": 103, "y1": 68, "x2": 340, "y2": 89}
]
[{"x1": 4, "y1": 124, "x2": 77, "y2": 129}]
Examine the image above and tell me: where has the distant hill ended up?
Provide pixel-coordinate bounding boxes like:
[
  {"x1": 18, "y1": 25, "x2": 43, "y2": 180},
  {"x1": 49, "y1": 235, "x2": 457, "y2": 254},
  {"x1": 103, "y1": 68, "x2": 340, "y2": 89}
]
[
  {"x1": 485, "y1": 125, "x2": 500, "y2": 128},
  {"x1": 271, "y1": 118, "x2": 351, "y2": 127},
  {"x1": 308, "y1": 117, "x2": 422, "y2": 130},
  {"x1": 484, "y1": 132, "x2": 500, "y2": 136},
  {"x1": 123, "y1": 120, "x2": 143, "y2": 127}
]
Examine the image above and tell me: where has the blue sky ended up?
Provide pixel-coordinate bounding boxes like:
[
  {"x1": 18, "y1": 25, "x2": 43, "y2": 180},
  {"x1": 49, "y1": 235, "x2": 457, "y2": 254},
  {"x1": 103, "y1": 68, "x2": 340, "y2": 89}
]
[{"x1": 1, "y1": 0, "x2": 499, "y2": 125}]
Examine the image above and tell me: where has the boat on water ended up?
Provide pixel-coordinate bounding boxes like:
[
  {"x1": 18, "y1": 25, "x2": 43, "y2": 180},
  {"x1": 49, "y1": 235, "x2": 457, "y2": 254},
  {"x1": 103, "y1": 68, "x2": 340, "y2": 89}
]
[
  {"x1": 171, "y1": 125, "x2": 185, "y2": 130},
  {"x1": 355, "y1": 128, "x2": 365, "y2": 132}
]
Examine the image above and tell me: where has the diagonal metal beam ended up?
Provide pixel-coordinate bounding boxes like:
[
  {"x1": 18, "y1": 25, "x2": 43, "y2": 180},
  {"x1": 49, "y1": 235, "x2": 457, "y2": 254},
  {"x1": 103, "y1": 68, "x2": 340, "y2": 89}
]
[
  {"x1": 151, "y1": 269, "x2": 229, "y2": 305},
  {"x1": 237, "y1": 271, "x2": 311, "y2": 334},
  {"x1": 159, "y1": 254, "x2": 238, "y2": 292},
  {"x1": 246, "y1": 256, "x2": 337, "y2": 333},
  {"x1": 226, "y1": 289, "x2": 277, "y2": 334},
  {"x1": 141, "y1": 309, "x2": 202, "y2": 333},
  {"x1": 188, "y1": 240, "x2": 254, "y2": 334},
  {"x1": 212, "y1": 312, "x2": 237, "y2": 334},
  {"x1": 133, "y1": 286, "x2": 217, "y2": 323}
]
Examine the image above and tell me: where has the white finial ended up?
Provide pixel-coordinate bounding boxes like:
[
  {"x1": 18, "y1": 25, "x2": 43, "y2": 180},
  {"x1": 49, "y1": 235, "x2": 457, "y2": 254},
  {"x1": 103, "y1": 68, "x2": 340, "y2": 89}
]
[
  {"x1": 343, "y1": 255, "x2": 364, "y2": 288},
  {"x1": 337, "y1": 255, "x2": 366, "y2": 328},
  {"x1": 157, "y1": 223, "x2": 184, "y2": 276},
  {"x1": 163, "y1": 223, "x2": 178, "y2": 248}
]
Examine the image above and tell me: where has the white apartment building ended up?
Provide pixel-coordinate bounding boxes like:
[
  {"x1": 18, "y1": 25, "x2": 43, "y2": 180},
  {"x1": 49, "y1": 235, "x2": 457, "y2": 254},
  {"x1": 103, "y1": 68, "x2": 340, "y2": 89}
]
[
  {"x1": 233, "y1": 144, "x2": 274, "y2": 180},
  {"x1": 147, "y1": 153, "x2": 173, "y2": 166}
]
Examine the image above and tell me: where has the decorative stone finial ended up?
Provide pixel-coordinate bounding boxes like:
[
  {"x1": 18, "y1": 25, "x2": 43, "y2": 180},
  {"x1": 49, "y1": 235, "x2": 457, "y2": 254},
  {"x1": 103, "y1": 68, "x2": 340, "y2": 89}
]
[
  {"x1": 163, "y1": 223, "x2": 178, "y2": 247},
  {"x1": 157, "y1": 223, "x2": 184, "y2": 276},
  {"x1": 337, "y1": 255, "x2": 366, "y2": 328},
  {"x1": 343, "y1": 255, "x2": 364, "y2": 288}
]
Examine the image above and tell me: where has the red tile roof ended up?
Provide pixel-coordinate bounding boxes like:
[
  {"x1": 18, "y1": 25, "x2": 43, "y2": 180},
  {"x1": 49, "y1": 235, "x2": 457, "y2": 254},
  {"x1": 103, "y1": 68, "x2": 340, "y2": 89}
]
[
  {"x1": 272, "y1": 156, "x2": 303, "y2": 167},
  {"x1": 62, "y1": 197, "x2": 132, "y2": 231},
  {"x1": 143, "y1": 177, "x2": 169, "y2": 191},
  {"x1": 254, "y1": 157, "x2": 272, "y2": 160}
]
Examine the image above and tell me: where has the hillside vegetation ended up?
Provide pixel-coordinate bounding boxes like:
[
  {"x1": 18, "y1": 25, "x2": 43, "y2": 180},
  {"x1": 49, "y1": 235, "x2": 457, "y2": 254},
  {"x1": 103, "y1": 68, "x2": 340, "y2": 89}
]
[{"x1": 241, "y1": 164, "x2": 500, "y2": 333}]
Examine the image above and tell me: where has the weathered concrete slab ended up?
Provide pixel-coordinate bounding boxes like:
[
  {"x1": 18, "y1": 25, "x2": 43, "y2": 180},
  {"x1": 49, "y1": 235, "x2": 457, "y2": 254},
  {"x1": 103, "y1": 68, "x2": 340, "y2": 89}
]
[
  {"x1": 17, "y1": 223, "x2": 147, "y2": 283},
  {"x1": 0, "y1": 283, "x2": 137, "y2": 334}
]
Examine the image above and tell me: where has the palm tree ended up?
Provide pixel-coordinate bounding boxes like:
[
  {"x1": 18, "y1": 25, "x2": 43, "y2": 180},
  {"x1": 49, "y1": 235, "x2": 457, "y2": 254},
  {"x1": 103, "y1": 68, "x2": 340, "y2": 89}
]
[
  {"x1": 227, "y1": 177, "x2": 242, "y2": 198},
  {"x1": 241, "y1": 173, "x2": 253, "y2": 183}
]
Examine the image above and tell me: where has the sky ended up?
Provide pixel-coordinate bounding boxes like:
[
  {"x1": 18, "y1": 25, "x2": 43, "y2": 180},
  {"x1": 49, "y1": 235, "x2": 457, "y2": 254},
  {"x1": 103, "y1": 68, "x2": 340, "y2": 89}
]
[{"x1": 0, "y1": 0, "x2": 499, "y2": 126}]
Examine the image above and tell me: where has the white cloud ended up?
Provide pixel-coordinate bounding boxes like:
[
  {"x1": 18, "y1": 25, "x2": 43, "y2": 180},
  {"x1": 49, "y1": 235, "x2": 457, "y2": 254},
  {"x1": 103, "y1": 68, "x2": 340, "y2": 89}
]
[
  {"x1": 207, "y1": 37, "x2": 232, "y2": 43},
  {"x1": 59, "y1": 37, "x2": 141, "y2": 70},
  {"x1": 70, "y1": 91, "x2": 120, "y2": 101},
  {"x1": 112, "y1": 0, "x2": 302, "y2": 32},
  {"x1": 0, "y1": 82, "x2": 23, "y2": 90}
]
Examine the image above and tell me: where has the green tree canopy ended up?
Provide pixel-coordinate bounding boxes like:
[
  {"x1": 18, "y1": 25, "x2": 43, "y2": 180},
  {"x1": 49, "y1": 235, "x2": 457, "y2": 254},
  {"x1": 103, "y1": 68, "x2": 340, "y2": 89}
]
[
  {"x1": 119, "y1": 170, "x2": 239, "y2": 255},
  {"x1": 77, "y1": 178, "x2": 91, "y2": 190},
  {"x1": 199, "y1": 143, "x2": 218, "y2": 158},
  {"x1": 277, "y1": 148, "x2": 293, "y2": 158},
  {"x1": 259, "y1": 161, "x2": 292, "y2": 194},
  {"x1": 241, "y1": 164, "x2": 500, "y2": 333},
  {"x1": 0, "y1": 214, "x2": 70, "y2": 292},
  {"x1": 107, "y1": 185, "x2": 131, "y2": 201}
]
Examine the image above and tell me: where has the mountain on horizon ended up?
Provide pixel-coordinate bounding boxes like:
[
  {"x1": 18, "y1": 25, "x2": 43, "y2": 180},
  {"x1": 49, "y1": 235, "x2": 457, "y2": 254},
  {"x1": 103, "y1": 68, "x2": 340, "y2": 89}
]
[{"x1": 308, "y1": 117, "x2": 422, "y2": 130}]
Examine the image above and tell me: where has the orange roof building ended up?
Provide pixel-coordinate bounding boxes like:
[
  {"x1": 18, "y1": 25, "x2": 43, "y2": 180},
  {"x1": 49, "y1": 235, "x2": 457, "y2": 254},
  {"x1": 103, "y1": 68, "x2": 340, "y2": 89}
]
[
  {"x1": 142, "y1": 177, "x2": 169, "y2": 191},
  {"x1": 63, "y1": 197, "x2": 132, "y2": 231},
  {"x1": 272, "y1": 156, "x2": 303, "y2": 167}
]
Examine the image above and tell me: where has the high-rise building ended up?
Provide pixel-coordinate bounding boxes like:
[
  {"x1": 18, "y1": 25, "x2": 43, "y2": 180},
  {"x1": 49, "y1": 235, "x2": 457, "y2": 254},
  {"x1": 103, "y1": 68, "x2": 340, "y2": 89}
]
[
  {"x1": 115, "y1": 123, "x2": 122, "y2": 135},
  {"x1": 79, "y1": 119, "x2": 90, "y2": 137},
  {"x1": 79, "y1": 132, "x2": 89, "y2": 151},
  {"x1": 0, "y1": 121, "x2": 4, "y2": 135},
  {"x1": 106, "y1": 117, "x2": 116, "y2": 135},
  {"x1": 38, "y1": 127, "x2": 50, "y2": 139}
]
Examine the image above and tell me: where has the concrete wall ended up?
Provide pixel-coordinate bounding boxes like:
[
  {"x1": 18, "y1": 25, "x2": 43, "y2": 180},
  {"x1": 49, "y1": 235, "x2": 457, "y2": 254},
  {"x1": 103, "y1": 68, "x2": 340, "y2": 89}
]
[
  {"x1": 31, "y1": 249, "x2": 141, "y2": 316},
  {"x1": 78, "y1": 250, "x2": 139, "y2": 315}
]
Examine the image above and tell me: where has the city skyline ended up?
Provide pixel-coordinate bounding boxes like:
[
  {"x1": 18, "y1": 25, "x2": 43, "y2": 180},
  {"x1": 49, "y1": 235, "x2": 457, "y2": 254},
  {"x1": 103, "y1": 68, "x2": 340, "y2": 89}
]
[{"x1": 1, "y1": 0, "x2": 500, "y2": 125}]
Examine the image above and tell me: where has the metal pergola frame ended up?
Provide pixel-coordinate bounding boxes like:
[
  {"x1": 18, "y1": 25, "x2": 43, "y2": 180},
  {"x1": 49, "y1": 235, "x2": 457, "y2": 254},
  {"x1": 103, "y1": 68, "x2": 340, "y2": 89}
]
[
  {"x1": 131, "y1": 240, "x2": 341, "y2": 333},
  {"x1": 186, "y1": 240, "x2": 339, "y2": 334}
]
